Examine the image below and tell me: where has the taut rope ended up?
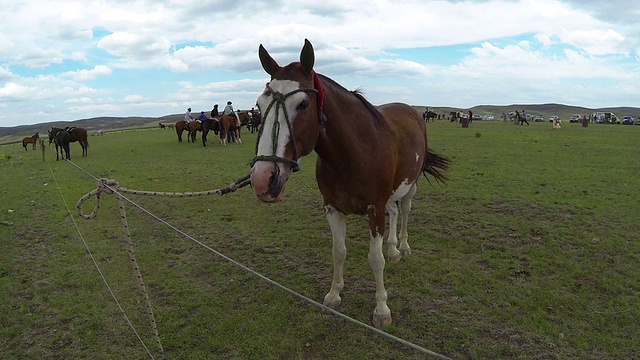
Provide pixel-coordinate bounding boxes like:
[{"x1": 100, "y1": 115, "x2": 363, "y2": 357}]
[{"x1": 75, "y1": 173, "x2": 251, "y2": 358}]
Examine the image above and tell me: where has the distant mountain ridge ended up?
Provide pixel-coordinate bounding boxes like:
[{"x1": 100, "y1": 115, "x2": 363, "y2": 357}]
[
  {"x1": 0, "y1": 114, "x2": 183, "y2": 142},
  {"x1": 2, "y1": 104, "x2": 639, "y2": 141}
]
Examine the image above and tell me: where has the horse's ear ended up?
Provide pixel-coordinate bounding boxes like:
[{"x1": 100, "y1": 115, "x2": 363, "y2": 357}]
[
  {"x1": 259, "y1": 44, "x2": 279, "y2": 76},
  {"x1": 300, "y1": 39, "x2": 315, "y2": 74}
]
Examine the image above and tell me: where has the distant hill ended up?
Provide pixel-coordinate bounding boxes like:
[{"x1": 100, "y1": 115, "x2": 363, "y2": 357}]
[
  {"x1": 0, "y1": 114, "x2": 183, "y2": 145},
  {"x1": 2, "y1": 103, "x2": 639, "y2": 144}
]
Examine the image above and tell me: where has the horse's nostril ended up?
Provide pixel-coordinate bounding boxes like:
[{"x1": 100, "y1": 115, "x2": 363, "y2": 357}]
[{"x1": 267, "y1": 172, "x2": 281, "y2": 196}]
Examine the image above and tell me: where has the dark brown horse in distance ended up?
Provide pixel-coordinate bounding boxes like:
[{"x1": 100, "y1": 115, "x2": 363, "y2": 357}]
[{"x1": 48, "y1": 129, "x2": 72, "y2": 160}]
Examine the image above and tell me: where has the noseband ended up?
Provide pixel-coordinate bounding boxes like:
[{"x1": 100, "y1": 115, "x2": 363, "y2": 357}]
[{"x1": 250, "y1": 83, "x2": 322, "y2": 173}]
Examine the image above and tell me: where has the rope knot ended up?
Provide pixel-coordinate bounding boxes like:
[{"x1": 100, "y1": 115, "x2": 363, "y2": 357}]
[
  {"x1": 272, "y1": 91, "x2": 286, "y2": 103},
  {"x1": 99, "y1": 178, "x2": 119, "y2": 195}
]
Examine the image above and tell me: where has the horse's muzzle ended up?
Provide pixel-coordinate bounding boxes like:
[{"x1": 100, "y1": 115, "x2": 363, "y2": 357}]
[{"x1": 250, "y1": 162, "x2": 290, "y2": 203}]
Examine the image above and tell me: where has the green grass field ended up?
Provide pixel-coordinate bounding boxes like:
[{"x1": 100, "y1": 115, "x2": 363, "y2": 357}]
[{"x1": 1, "y1": 120, "x2": 638, "y2": 359}]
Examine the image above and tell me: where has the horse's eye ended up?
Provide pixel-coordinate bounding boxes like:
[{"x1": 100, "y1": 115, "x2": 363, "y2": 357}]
[{"x1": 297, "y1": 99, "x2": 309, "y2": 111}]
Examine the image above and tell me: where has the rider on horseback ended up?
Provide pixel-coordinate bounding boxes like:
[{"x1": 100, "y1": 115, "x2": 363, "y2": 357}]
[{"x1": 185, "y1": 108, "x2": 194, "y2": 123}]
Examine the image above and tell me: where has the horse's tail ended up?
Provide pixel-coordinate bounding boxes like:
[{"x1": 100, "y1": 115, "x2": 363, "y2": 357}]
[{"x1": 422, "y1": 149, "x2": 449, "y2": 184}]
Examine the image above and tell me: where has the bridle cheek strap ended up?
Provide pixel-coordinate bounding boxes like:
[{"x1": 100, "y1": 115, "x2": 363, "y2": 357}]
[
  {"x1": 312, "y1": 70, "x2": 327, "y2": 125},
  {"x1": 250, "y1": 70, "x2": 326, "y2": 172}
]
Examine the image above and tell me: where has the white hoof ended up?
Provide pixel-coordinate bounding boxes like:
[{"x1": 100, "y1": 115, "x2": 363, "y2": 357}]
[{"x1": 372, "y1": 310, "x2": 392, "y2": 329}]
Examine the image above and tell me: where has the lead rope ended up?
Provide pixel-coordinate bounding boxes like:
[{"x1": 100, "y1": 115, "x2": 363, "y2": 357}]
[
  {"x1": 75, "y1": 175, "x2": 251, "y2": 358},
  {"x1": 77, "y1": 175, "x2": 251, "y2": 218},
  {"x1": 117, "y1": 193, "x2": 164, "y2": 357}
]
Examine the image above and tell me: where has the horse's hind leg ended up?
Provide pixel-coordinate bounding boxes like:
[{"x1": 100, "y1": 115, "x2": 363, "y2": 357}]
[
  {"x1": 385, "y1": 201, "x2": 402, "y2": 264},
  {"x1": 367, "y1": 203, "x2": 392, "y2": 329},
  {"x1": 397, "y1": 183, "x2": 417, "y2": 258}
]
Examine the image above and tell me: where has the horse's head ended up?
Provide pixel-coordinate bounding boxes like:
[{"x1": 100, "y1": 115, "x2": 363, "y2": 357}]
[
  {"x1": 250, "y1": 39, "x2": 323, "y2": 203},
  {"x1": 48, "y1": 129, "x2": 55, "y2": 144}
]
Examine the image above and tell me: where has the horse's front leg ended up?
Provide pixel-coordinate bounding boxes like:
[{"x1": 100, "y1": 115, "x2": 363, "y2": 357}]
[
  {"x1": 323, "y1": 205, "x2": 347, "y2": 311},
  {"x1": 367, "y1": 204, "x2": 392, "y2": 329}
]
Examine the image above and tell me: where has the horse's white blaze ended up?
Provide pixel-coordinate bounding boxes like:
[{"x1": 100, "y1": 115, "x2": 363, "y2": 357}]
[{"x1": 255, "y1": 79, "x2": 307, "y2": 161}]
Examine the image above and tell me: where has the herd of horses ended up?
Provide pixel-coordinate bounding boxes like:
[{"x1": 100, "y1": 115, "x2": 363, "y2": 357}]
[
  {"x1": 21, "y1": 127, "x2": 89, "y2": 161},
  {"x1": 172, "y1": 110, "x2": 261, "y2": 147}
]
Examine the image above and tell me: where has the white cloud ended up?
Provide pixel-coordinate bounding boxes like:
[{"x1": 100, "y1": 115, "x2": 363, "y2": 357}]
[
  {"x1": 123, "y1": 94, "x2": 147, "y2": 103},
  {"x1": 0, "y1": 82, "x2": 31, "y2": 100},
  {"x1": 98, "y1": 31, "x2": 172, "y2": 60},
  {"x1": 534, "y1": 33, "x2": 554, "y2": 46},
  {"x1": 560, "y1": 28, "x2": 627, "y2": 56},
  {"x1": 65, "y1": 65, "x2": 113, "y2": 81},
  {"x1": 0, "y1": 66, "x2": 15, "y2": 81}
]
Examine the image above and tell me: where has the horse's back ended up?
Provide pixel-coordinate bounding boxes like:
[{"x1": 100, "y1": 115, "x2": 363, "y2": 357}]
[
  {"x1": 376, "y1": 102, "x2": 428, "y2": 181},
  {"x1": 377, "y1": 102, "x2": 426, "y2": 146}
]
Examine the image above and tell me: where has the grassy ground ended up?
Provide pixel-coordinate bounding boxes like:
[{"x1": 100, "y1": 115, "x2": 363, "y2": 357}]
[{"x1": 0, "y1": 120, "x2": 638, "y2": 359}]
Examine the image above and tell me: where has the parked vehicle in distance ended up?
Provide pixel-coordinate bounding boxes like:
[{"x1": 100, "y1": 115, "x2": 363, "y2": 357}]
[
  {"x1": 472, "y1": 114, "x2": 483, "y2": 121},
  {"x1": 622, "y1": 115, "x2": 635, "y2": 125},
  {"x1": 534, "y1": 115, "x2": 545, "y2": 122},
  {"x1": 482, "y1": 115, "x2": 495, "y2": 121},
  {"x1": 593, "y1": 112, "x2": 620, "y2": 124},
  {"x1": 569, "y1": 114, "x2": 582, "y2": 123},
  {"x1": 549, "y1": 115, "x2": 559, "y2": 122}
]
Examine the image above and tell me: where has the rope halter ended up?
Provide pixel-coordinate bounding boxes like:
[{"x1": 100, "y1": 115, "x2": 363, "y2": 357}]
[{"x1": 250, "y1": 83, "x2": 319, "y2": 173}]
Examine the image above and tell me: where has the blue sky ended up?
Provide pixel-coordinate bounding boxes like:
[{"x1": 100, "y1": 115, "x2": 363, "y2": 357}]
[{"x1": 1, "y1": 0, "x2": 639, "y2": 127}]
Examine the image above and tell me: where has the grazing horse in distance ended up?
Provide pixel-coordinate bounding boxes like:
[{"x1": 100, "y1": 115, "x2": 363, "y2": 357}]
[
  {"x1": 22, "y1": 132, "x2": 39, "y2": 150},
  {"x1": 49, "y1": 127, "x2": 89, "y2": 157},
  {"x1": 159, "y1": 123, "x2": 166, "y2": 129},
  {"x1": 219, "y1": 114, "x2": 242, "y2": 145},
  {"x1": 250, "y1": 39, "x2": 449, "y2": 329}
]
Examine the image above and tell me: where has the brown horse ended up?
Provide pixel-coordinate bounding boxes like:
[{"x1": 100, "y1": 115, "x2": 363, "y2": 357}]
[
  {"x1": 49, "y1": 127, "x2": 89, "y2": 156},
  {"x1": 201, "y1": 117, "x2": 220, "y2": 147},
  {"x1": 250, "y1": 40, "x2": 449, "y2": 329},
  {"x1": 48, "y1": 129, "x2": 71, "y2": 160},
  {"x1": 237, "y1": 110, "x2": 252, "y2": 129},
  {"x1": 219, "y1": 114, "x2": 242, "y2": 145},
  {"x1": 175, "y1": 120, "x2": 200, "y2": 143},
  {"x1": 22, "y1": 132, "x2": 39, "y2": 150}
]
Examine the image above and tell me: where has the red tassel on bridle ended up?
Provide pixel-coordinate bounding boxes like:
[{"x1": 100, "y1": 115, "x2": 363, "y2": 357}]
[{"x1": 312, "y1": 70, "x2": 327, "y2": 124}]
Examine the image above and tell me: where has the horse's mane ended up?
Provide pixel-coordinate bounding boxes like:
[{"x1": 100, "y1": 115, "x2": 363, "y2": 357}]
[{"x1": 318, "y1": 74, "x2": 387, "y2": 128}]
